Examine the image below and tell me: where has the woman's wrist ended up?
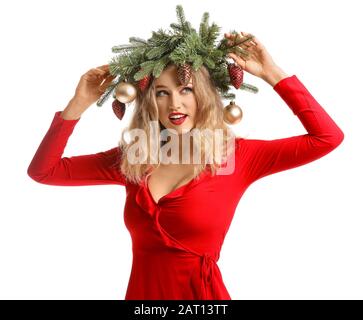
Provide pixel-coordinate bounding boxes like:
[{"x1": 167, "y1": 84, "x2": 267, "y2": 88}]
[
  {"x1": 261, "y1": 65, "x2": 289, "y2": 87},
  {"x1": 61, "y1": 97, "x2": 89, "y2": 120}
]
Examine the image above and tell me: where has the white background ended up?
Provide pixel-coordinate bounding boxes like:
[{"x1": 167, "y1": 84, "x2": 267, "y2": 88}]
[{"x1": 1, "y1": 0, "x2": 361, "y2": 300}]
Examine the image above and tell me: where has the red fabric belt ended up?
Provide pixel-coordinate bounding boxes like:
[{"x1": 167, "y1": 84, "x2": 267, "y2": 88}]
[{"x1": 200, "y1": 253, "x2": 216, "y2": 300}]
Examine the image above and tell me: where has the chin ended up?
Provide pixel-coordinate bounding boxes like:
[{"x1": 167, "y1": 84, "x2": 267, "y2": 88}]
[
  {"x1": 176, "y1": 125, "x2": 194, "y2": 134},
  {"x1": 164, "y1": 127, "x2": 189, "y2": 136}
]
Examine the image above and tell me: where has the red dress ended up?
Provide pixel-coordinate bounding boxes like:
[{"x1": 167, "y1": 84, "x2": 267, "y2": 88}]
[{"x1": 27, "y1": 75, "x2": 344, "y2": 299}]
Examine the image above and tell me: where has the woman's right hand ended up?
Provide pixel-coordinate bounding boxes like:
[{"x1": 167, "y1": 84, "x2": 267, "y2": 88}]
[
  {"x1": 61, "y1": 65, "x2": 117, "y2": 120},
  {"x1": 73, "y1": 64, "x2": 117, "y2": 108}
]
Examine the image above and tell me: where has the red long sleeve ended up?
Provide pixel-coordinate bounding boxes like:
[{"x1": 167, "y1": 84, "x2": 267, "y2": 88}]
[
  {"x1": 236, "y1": 75, "x2": 344, "y2": 185},
  {"x1": 27, "y1": 111, "x2": 127, "y2": 186}
]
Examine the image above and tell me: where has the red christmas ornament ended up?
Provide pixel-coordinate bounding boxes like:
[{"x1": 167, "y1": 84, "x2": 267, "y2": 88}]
[
  {"x1": 112, "y1": 99, "x2": 126, "y2": 120},
  {"x1": 138, "y1": 74, "x2": 152, "y2": 92},
  {"x1": 228, "y1": 62, "x2": 244, "y2": 89}
]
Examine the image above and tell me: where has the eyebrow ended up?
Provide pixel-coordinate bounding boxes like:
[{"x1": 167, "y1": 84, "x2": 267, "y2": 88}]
[{"x1": 156, "y1": 84, "x2": 193, "y2": 89}]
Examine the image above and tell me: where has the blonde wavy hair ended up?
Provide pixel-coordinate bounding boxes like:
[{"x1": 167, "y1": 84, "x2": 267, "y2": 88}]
[{"x1": 117, "y1": 63, "x2": 237, "y2": 185}]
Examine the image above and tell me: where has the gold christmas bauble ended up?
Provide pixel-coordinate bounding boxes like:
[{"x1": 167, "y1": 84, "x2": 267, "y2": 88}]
[
  {"x1": 115, "y1": 82, "x2": 137, "y2": 103},
  {"x1": 223, "y1": 101, "x2": 243, "y2": 125}
]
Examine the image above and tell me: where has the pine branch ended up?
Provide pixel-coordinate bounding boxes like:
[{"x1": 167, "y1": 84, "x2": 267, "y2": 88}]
[
  {"x1": 176, "y1": 5, "x2": 187, "y2": 29},
  {"x1": 239, "y1": 83, "x2": 259, "y2": 93},
  {"x1": 199, "y1": 12, "x2": 209, "y2": 42},
  {"x1": 129, "y1": 37, "x2": 149, "y2": 45},
  {"x1": 205, "y1": 23, "x2": 221, "y2": 47},
  {"x1": 150, "y1": 28, "x2": 169, "y2": 43},
  {"x1": 170, "y1": 23, "x2": 183, "y2": 33},
  {"x1": 111, "y1": 44, "x2": 141, "y2": 53},
  {"x1": 147, "y1": 44, "x2": 170, "y2": 60},
  {"x1": 192, "y1": 55, "x2": 204, "y2": 70},
  {"x1": 204, "y1": 57, "x2": 215, "y2": 69},
  {"x1": 134, "y1": 60, "x2": 156, "y2": 80},
  {"x1": 96, "y1": 77, "x2": 121, "y2": 106},
  {"x1": 152, "y1": 56, "x2": 170, "y2": 77},
  {"x1": 231, "y1": 46, "x2": 250, "y2": 59}
]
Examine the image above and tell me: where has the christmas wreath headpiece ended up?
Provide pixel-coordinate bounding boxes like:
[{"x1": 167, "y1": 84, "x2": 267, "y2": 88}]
[{"x1": 97, "y1": 4, "x2": 259, "y2": 125}]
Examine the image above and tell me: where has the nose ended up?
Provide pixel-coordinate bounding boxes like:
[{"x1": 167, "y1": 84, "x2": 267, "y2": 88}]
[
  {"x1": 169, "y1": 105, "x2": 181, "y2": 112},
  {"x1": 168, "y1": 92, "x2": 182, "y2": 111},
  {"x1": 168, "y1": 105, "x2": 182, "y2": 113}
]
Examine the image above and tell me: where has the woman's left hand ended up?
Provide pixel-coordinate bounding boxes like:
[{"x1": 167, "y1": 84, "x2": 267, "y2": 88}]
[{"x1": 224, "y1": 32, "x2": 280, "y2": 80}]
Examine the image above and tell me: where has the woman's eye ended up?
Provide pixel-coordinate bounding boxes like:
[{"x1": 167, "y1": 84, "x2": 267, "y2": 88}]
[
  {"x1": 183, "y1": 87, "x2": 193, "y2": 93},
  {"x1": 156, "y1": 87, "x2": 193, "y2": 97},
  {"x1": 156, "y1": 90, "x2": 167, "y2": 97}
]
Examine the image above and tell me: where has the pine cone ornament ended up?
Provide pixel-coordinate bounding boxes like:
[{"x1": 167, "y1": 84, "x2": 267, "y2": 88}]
[
  {"x1": 228, "y1": 62, "x2": 244, "y2": 89},
  {"x1": 177, "y1": 64, "x2": 192, "y2": 86},
  {"x1": 138, "y1": 74, "x2": 152, "y2": 92},
  {"x1": 112, "y1": 99, "x2": 126, "y2": 120}
]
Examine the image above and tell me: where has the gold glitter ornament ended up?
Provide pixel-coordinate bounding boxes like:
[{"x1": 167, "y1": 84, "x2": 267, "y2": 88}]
[
  {"x1": 115, "y1": 82, "x2": 137, "y2": 103},
  {"x1": 223, "y1": 101, "x2": 243, "y2": 125}
]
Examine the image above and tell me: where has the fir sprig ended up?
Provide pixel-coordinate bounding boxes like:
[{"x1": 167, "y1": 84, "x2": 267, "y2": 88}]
[{"x1": 98, "y1": 4, "x2": 259, "y2": 107}]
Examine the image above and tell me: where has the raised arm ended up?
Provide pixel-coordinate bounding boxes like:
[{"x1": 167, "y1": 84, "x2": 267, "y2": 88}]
[
  {"x1": 225, "y1": 31, "x2": 344, "y2": 184},
  {"x1": 237, "y1": 74, "x2": 344, "y2": 184},
  {"x1": 27, "y1": 65, "x2": 127, "y2": 186},
  {"x1": 27, "y1": 110, "x2": 127, "y2": 186}
]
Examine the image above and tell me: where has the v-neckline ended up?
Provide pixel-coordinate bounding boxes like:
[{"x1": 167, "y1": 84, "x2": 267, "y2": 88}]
[{"x1": 144, "y1": 171, "x2": 197, "y2": 206}]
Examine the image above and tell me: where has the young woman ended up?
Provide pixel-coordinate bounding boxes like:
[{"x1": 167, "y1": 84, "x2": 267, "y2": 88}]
[{"x1": 27, "y1": 32, "x2": 344, "y2": 300}]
